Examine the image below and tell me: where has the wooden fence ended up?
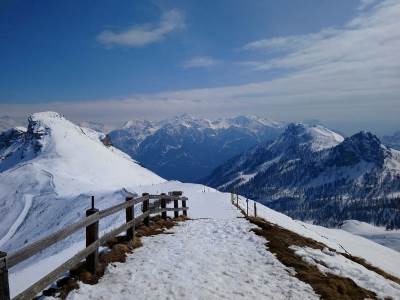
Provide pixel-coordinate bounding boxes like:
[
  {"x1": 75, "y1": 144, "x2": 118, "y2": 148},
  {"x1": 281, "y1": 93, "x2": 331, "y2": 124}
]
[
  {"x1": 0, "y1": 191, "x2": 188, "y2": 300},
  {"x1": 231, "y1": 192, "x2": 257, "y2": 217}
]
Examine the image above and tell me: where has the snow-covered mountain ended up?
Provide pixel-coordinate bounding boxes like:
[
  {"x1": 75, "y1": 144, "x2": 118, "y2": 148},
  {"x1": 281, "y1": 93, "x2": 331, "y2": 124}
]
[
  {"x1": 0, "y1": 112, "x2": 163, "y2": 253},
  {"x1": 108, "y1": 114, "x2": 284, "y2": 182},
  {"x1": 382, "y1": 131, "x2": 400, "y2": 150},
  {"x1": 203, "y1": 123, "x2": 400, "y2": 228}
]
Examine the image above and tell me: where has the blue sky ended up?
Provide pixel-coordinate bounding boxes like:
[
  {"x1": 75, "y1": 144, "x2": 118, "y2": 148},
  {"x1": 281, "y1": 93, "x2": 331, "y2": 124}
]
[{"x1": 0, "y1": 0, "x2": 399, "y2": 134}]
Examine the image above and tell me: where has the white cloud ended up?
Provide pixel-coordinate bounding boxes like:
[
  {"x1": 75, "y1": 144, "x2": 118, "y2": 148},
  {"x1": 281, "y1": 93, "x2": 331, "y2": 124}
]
[
  {"x1": 97, "y1": 9, "x2": 185, "y2": 47},
  {"x1": 243, "y1": 29, "x2": 338, "y2": 52},
  {"x1": 242, "y1": 0, "x2": 400, "y2": 75},
  {"x1": 358, "y1": 0, "x2": 378, "y2": 11},
  {"x1": 183, "y1": 56, "x2": 222, "y2": 68}
]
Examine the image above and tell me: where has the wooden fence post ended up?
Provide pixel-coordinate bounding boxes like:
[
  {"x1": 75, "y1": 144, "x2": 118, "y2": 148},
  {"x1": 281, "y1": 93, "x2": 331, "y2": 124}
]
[
  {"x1": 0, "y1": 251, "x2": 10, "y2": 300},
  {"x1": 246, "y1": 198, "x2": 249, "y2": 216},
  {"x1": 125, "y1": 196, "x2": 134, "y2": 240},
  {"x1": 171, "y1": 191, "x2": 182, "y2": 219},
  {"x1": 174, "y1": 198, "x2": 179, "y2": 218},
  {"x1": 86, "y1": 196, "x2": 99, "y2": 274},
  {"x1": 182, "y1": 197, "x2": 187, "y2": 217},
  {"x1": 254, "y1": 202, "x2": 257, "y2": 218},
  {"x1": 142, "y1": 193, "x2": 150, "y2": 226},
  {"x1": 160, "y1": 193, "x2": 167, "y2": 220}
]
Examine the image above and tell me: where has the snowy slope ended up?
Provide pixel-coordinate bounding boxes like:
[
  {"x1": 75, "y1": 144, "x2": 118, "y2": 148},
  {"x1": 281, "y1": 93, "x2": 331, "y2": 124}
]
[
  {"x1": 340, "y1": 220, "x2": 400, "y2": 252},
  {"x1": 0, "y1": 112, "x2": 164, "y2": 253}
]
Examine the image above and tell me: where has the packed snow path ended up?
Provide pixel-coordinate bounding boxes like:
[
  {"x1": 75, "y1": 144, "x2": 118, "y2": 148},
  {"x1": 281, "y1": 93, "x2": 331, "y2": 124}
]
[{"x1": 68, "y1": 195, "x2": 318, "y2": 299}]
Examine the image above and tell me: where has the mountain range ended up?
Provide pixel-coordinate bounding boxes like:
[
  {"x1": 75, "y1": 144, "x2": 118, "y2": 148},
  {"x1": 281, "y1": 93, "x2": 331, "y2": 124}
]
[
  {"x1": 203, "y1": 123, "x2": 400, "y2": 229},
  {"x1": 2, "y1": 113, "x2": 400, "y2": 299},
  {"x1": 107, "y1": 114, "x2": 284, "y2": 182}
]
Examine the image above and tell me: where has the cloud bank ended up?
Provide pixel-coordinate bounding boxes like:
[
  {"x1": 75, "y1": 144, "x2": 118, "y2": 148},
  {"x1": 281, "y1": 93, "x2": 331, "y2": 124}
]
[{"x1": 97, "y1": 9, "x2": 185, "y2": 47}]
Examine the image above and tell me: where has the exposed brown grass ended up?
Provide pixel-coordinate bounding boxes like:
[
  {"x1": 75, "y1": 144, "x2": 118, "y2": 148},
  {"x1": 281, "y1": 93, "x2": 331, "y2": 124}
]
[
  {"x1": 40, "y1": 215, "x2": 188, "y2": 299},
  {"x1": 247, "y1": 216, "x2": 377, "y2": 300},
  {"x1": 235, "y1": 200, "x2": 400, "y2": 291}
]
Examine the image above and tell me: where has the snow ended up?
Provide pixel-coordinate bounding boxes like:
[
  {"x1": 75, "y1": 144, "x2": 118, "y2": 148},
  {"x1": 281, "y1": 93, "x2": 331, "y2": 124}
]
[
  {"x1": 0, "y1": 112, "x2": 164, "y2": 283},
  {"x1": 340, "y1": 220, "x2": 400, "y2": 252},
  {"x1": 236, "y1": 196, "x2": 400, "y2": 278},
  {"x1": 306, "y1": 125, "x2": 344, "y2": 151},
  {"x1": 68, "y1": 184, "x2": 318, "y2": 300},
  {"x1": 6, "y1": 181, "x2": 400, "y2": 299},
  {"x1": 239, "y1": 172, "x2": 257, "y2": 184},
  {"x1": 0, "y1": 194, "x2": 32, "y2": 247},
  {"x1": 291, "y1": 246, "x2": 400, "y2": 299}
]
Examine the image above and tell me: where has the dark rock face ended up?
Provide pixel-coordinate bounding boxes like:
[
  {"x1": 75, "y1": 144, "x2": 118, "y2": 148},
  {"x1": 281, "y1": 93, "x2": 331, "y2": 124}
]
[
  {"x1": 329, "y1": 132, "x2": 387, "y2": 167},
  {"x1": 0, "y1": 128, "x2": 25, "y2": 151}
]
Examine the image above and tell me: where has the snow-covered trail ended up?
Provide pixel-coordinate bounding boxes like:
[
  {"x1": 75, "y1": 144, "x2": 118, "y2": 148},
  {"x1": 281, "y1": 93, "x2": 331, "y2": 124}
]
[
  {"x1": 68, "y1": 217, "x2": 318, "y2": 300},
  {"x1": 67, "y1": 182, "x2": 318, "y2": 299},
  {"x1": 0, "y1": 194, "x2": 33, "y2": 247}
]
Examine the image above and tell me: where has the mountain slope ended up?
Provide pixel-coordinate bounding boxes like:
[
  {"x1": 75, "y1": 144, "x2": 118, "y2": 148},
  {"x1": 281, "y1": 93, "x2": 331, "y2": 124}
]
[
  {"x1": 203, "y1": 124, "x2": 400, "y2": 228},
  {"x1": 108, "y1": 114, "x2": 284, "y2": 182},
  {"x1": 0, "y1": 112, "x2": 163, "y2": 252},
  {"x1": 203, "y1": 123, "x2": 344, "y2": 188}
]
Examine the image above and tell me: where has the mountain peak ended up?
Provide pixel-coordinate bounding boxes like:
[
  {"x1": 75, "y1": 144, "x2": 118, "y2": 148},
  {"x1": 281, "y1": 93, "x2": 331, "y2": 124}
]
[
  {"x1": 330, "y1": 131, "x2": 387, "y2": 167},
  {"x1": 30, "y1": 111, "x2": 64, "y2": 121},
  {"x1": 1, "y1": 111, "x2": 163, "y2": 188},
  {"x1": 279, "y1": 123, "x2": 344, "y2": 152}
]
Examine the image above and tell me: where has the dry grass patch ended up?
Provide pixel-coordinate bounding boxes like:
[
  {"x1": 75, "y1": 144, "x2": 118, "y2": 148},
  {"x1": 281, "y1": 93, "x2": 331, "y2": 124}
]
[{"x1": 247, "y1": 216, "x2": 377, "y2": 300}]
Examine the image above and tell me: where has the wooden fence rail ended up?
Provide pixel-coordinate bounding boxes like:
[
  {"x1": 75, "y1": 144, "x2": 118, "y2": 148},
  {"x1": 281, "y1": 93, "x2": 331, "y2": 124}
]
[
  {"x1": 0, "y1": 190, "x2": 188, "y2": 300},
  {"x1": 231, "y1": 192, "x2": 257, "y2": 218}
]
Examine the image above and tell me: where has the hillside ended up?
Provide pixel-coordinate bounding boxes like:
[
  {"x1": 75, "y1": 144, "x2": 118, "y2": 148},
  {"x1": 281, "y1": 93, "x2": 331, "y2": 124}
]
[
  {"x1": 203, "y1": 123, "x2": 400, "y2": 229},
  {"x1": 107, "y1": 114, "x2": 284, "y2": 182},
  {"x1": 0, "y1": 112, "x2": 163, "y2": 253}
]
